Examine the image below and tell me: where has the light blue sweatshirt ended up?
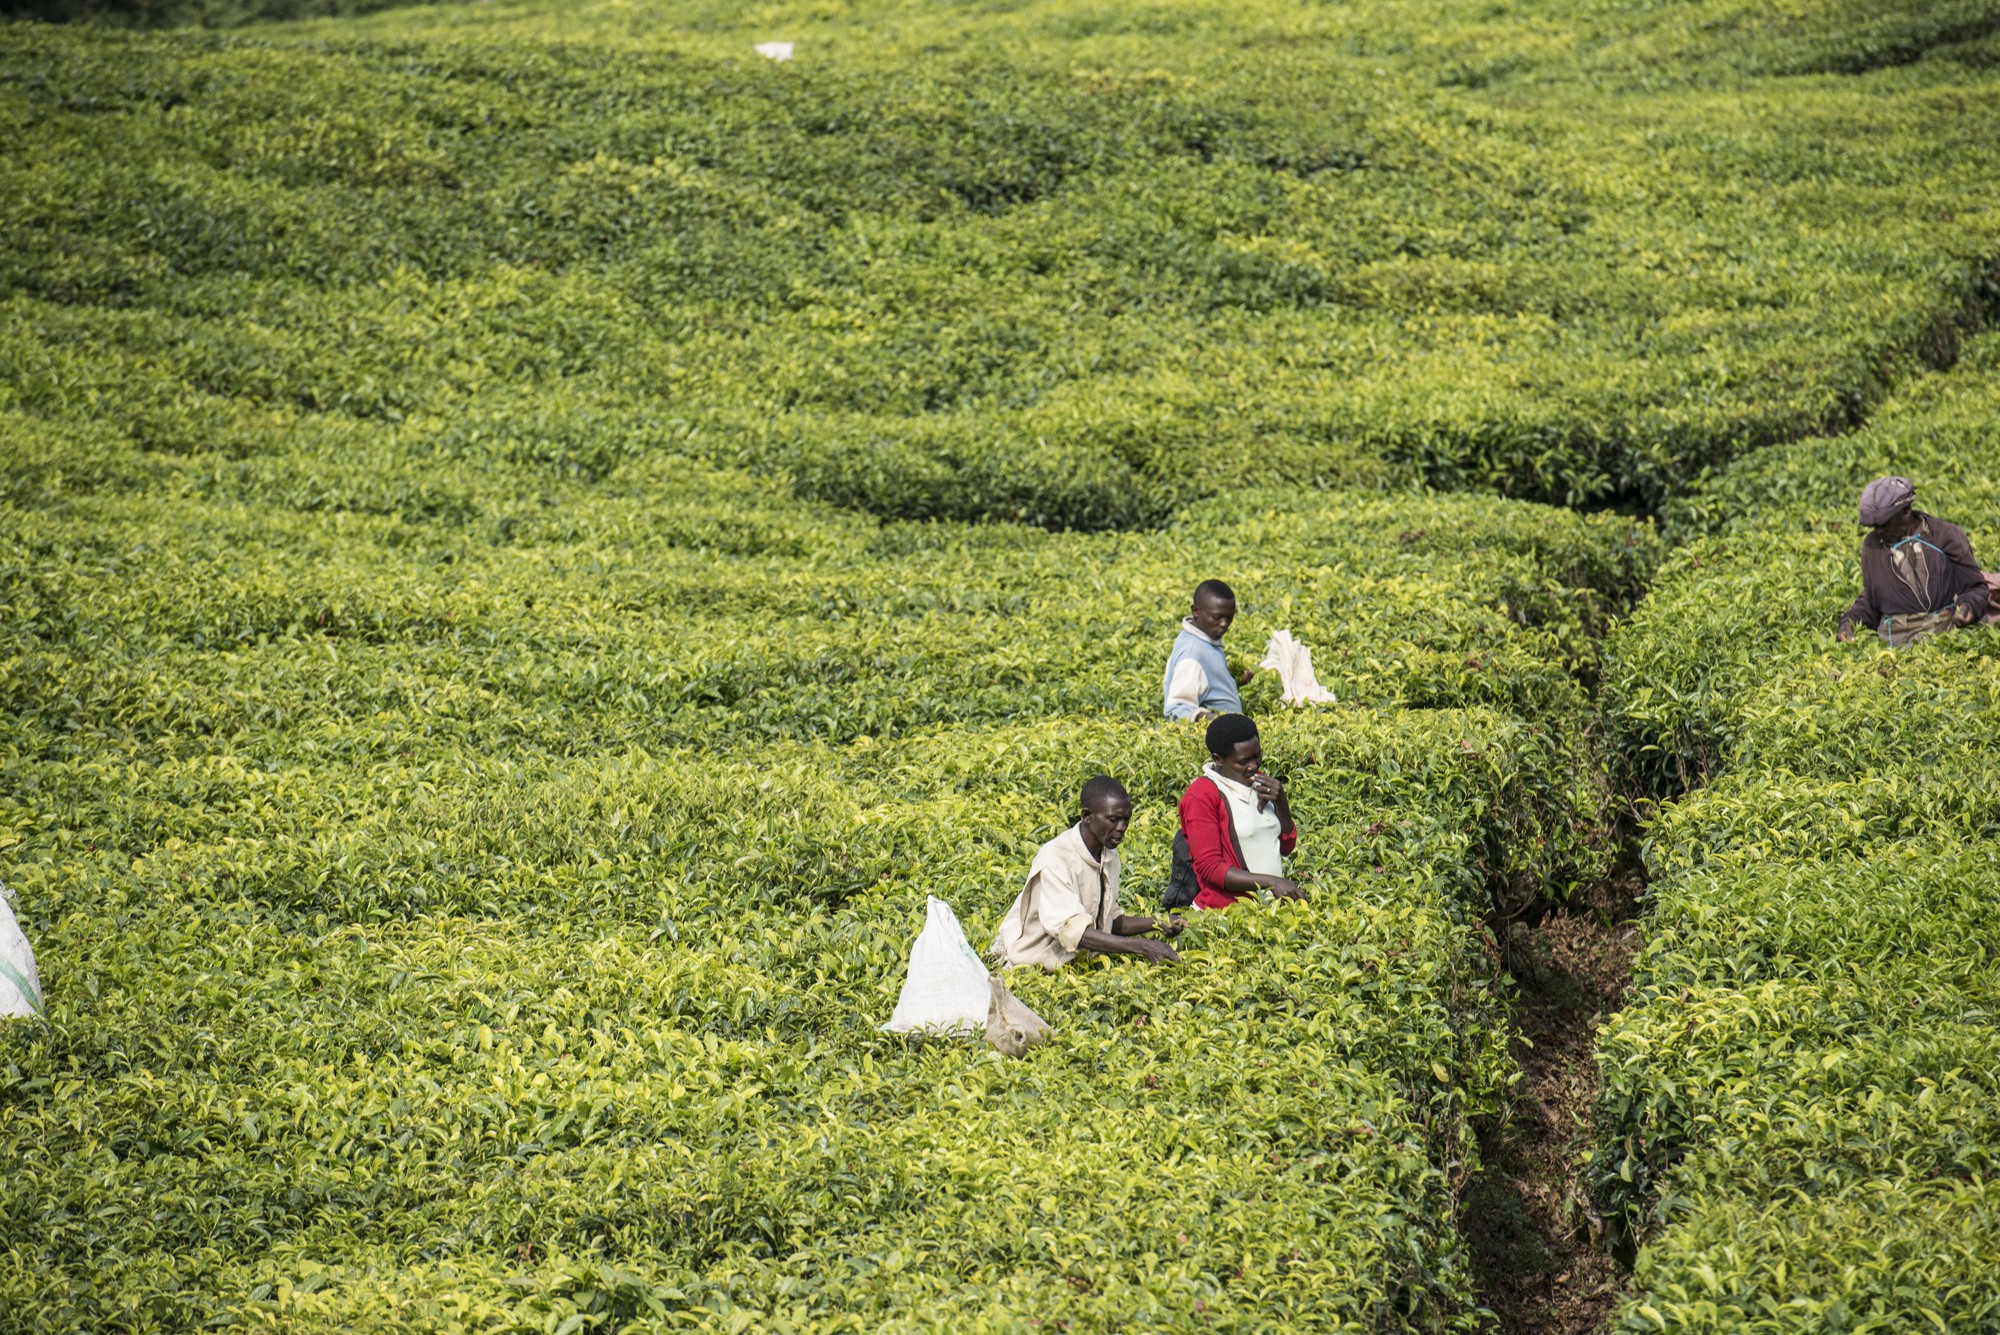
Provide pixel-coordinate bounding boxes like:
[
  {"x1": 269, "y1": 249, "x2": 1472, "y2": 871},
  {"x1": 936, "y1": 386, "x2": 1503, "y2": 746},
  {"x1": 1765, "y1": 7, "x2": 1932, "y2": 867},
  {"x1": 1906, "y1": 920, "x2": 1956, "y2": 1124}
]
[{"x1": 1162, "y1": 620, "x2": 1241, "y2": 720}]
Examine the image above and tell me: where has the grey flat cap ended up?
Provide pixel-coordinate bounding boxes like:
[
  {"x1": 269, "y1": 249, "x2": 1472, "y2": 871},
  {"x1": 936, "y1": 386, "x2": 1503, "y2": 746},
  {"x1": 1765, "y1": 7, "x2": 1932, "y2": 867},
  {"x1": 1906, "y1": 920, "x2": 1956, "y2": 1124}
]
[{"x1": 1858, "y1": 475, "x2": 1915, "y2": 526}]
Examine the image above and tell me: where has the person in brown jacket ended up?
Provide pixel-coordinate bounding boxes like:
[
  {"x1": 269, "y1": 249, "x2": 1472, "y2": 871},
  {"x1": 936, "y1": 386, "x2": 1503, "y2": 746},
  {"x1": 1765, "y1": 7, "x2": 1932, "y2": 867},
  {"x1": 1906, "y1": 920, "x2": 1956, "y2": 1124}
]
[{"x1": 1836, "y1": 476, "x2": 1991, "y2": 647}]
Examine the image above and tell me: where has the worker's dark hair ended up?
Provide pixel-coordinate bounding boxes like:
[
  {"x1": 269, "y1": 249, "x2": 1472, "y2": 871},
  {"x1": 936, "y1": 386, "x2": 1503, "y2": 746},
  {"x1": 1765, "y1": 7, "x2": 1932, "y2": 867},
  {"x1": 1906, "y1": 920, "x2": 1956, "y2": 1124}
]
[
  {"x1": 1193, "y1": 579, "x2": 1236, "y2": 604},
  {"x1": 1204, "y1": 712, "x2": 1259, "y2": 759},
  {"x1": 1079, "y1": 774, "x2": 1129, "y2": 813}
]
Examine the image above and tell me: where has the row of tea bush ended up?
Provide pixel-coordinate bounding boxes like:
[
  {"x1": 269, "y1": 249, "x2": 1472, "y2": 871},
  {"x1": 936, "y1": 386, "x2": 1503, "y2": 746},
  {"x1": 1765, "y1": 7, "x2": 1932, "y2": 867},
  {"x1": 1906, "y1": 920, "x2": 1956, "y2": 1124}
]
[
  {"x1": 5, "y1": 0, "x2": 2000, "y2": 523},
  {"x1": 3, "y1": 387, "x2": 1658, "y2": 1329},
  {"x1": 7, "y1": 0, "x2": 2000, "y2": 1326},
  {"x1": 1596, "y1": 331, "x2": 2000, "y2": 1331},
  {"x1": 0, "y1": 714, "x2": 1527, "y2": 1333},
  {"x1": 5, "y1": 0, "x2": 453, "y2": 29}
]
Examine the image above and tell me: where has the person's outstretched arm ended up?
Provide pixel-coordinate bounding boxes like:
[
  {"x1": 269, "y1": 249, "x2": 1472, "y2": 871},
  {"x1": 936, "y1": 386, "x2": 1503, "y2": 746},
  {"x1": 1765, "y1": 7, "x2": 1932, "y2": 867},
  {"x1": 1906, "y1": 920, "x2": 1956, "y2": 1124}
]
[
  {"x1": 1109, "y1": 913, "x2": 1184, "y2": 936},
  {"x1": 1078, "y1": 924, "x2": 1180, "y2": 964},
  {"x1": 1221, "y1": 865, "x2": 1303, "y2": 900},
  {"x1": 1837, "y1": 577, "x2": 1877, "y2": 641}
]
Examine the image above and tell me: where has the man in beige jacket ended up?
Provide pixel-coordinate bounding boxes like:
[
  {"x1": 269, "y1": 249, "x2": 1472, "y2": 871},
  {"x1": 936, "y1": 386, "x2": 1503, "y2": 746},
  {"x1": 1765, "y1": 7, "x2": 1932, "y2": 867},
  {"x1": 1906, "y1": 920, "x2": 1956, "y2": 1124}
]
[{"x1": 993, "y1": 776, "x2": 1186, "y2": 969}]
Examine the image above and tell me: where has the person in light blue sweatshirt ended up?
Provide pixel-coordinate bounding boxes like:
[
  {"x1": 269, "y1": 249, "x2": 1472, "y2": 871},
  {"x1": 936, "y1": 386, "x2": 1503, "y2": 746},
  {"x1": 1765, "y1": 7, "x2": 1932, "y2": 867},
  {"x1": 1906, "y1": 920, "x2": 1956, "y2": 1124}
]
[{"x1": 1162, "y1": 579, "x2": 1256, "y2": 721}]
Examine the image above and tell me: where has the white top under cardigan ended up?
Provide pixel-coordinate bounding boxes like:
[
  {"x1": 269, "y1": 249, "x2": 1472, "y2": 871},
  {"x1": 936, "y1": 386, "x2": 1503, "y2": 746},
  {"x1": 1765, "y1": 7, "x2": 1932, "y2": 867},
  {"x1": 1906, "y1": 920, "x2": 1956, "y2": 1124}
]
[{"x1": 1202, "y1": 762, "x2": 1286, "y2": 876}]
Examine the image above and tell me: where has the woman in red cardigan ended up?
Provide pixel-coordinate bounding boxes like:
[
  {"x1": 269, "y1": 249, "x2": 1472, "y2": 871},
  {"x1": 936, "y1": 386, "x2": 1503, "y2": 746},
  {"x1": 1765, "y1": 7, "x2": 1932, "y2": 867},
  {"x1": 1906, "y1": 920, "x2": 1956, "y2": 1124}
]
[{"x1": 1179, "y1": 713, "x2": 1304, "y2": 910}]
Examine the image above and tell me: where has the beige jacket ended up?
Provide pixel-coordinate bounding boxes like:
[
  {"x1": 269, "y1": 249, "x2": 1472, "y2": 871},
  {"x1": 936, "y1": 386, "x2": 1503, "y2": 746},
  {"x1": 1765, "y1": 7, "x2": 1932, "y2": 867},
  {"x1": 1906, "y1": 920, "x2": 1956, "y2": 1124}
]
[{"x1": 992, "y1": 824, "x2": 1120, "y2": 970}]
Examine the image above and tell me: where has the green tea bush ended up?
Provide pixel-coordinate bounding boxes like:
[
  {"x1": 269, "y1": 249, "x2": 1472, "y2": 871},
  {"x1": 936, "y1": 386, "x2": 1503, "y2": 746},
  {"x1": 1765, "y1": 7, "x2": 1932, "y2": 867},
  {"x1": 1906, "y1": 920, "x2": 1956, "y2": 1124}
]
[
  {"x1": 0, "y1": 873, "x2": 1519, "y2": 1332},
  {"x1": 1606, "y1": 330, "x2": 2000, "y2": 793},
  {"x1": 4, "y1": 394, "x2": 1640, "y2": 1328},
  {"x1": 3, "y1": 696, "x2": 1547, "y2": 1331},
  {"x1": 5, "y1": 3, "x2": 1999, "y2": 521},
  {"x1": 1668, "y1": 330, "x2": 2000, "y2": 539},
  {"x1": 8, "y1": 0, "x2": 2000, "y2": 1327},
  {"x1": 1598, "y1": 339, "x2": 2000, "y2": 1329},
  {"x1": 1, "y1": 0, "x2": 456, "y2": 28},
  {"x1": 1596, "y1": 838, "x2": 2000, "y2": 1331}
]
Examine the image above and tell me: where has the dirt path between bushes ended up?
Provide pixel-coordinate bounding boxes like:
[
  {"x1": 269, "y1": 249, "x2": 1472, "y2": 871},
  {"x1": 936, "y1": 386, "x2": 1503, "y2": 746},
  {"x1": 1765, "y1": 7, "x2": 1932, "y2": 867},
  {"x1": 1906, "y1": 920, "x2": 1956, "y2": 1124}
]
[{"x1": 1462, "y1": 865, "x2": 1643, "y2": 1334}]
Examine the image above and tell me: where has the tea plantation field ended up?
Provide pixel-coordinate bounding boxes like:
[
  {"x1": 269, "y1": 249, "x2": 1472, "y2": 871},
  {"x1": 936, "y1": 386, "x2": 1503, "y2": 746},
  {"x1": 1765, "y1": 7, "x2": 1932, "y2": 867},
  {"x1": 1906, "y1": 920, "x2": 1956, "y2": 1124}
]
[
  {"x1": 7, "y1": 0, "x2": 2000, "y2": 521},
  {"x1": 4, "y1": 0, "x2": 2000, "y2": 1330},
  {"x1": 4, "y1": 452, "x2": 1652, "y2": 1329},
  {"x1": 1599, "y1": 332, "x2": 2000, "y2": 1331}
]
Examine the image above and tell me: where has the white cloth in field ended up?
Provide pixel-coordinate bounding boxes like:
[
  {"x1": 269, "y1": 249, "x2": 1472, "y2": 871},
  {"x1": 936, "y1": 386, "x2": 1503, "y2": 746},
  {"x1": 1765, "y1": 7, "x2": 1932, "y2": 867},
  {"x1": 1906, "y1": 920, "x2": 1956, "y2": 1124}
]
[
  {"x1": 754, "y1": 41, "x2": 794, "y2": 60},
  {"x1": 985, "y1": 975, "x2": 1051, "y2": 1057},
  {"x1": 1260, "y1": 629, "x2": 1336, "y2": 706},
  {"x1": 0, "y1": 888, "x2": 44, "y2": 1020},
  {"x1": 882, "y1": 896, "x2": 993, "y2": 1037}
]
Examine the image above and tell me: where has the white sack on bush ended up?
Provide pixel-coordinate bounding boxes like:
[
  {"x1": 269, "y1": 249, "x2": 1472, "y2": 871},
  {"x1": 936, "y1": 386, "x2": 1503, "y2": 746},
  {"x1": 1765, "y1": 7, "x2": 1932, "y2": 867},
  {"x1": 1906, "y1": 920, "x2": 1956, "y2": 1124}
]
[
  {"x1": 881, "y1": 896, "x2": 991, "y2": 1037},
  {"x1": 1261, "y1": 629, "x2": 1337, "y2": 706},
  {"x1": 984, "y1": 975, "x2": 1051, "y2": 1058},
  {"x1": 0, "y1": 887, "x2": 45, "y2": 1020}
]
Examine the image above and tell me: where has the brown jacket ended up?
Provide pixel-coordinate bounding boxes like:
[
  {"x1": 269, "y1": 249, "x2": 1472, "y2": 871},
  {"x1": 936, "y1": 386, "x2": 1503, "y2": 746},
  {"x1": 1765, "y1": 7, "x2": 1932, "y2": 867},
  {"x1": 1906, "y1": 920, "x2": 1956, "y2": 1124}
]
[{"x1": 1840, "y1": 512, "x2": 1989, "y2": 632}]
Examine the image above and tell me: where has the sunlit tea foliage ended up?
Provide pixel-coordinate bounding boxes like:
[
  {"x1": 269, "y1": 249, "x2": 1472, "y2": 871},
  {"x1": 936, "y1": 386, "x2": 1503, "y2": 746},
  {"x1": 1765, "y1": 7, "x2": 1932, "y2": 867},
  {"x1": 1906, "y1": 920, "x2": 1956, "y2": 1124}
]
[
  {"x1": 1599, "y1": 332, "x2": 2000, "y2": 1333},
  {"x1": 4, "y1": 0, "x2": 2000, "y2": 1329}
]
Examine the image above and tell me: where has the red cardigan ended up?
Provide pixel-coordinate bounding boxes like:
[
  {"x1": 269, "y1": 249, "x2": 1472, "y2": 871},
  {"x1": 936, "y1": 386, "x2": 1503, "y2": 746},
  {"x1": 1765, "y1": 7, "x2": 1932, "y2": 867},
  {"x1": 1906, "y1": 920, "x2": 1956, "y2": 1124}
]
[{"x1": 1178, "y1": 775, "x2": 1298, "y2": 910}]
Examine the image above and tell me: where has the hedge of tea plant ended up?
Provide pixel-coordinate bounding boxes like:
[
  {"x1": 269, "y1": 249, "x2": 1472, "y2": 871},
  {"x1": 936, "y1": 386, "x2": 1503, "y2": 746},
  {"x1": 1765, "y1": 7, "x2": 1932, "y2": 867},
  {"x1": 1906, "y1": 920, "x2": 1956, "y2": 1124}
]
[
  {"x1": 8, "y1": 0, "x2": 2000, "y2": 1328},
  {"x1": 6, "y1": 0, "x2": 2000, "y2": 520},
  {"x1": 1608, "y1": 330, "x2": 2000, "y2": 794},
  {"x1": 0, "y1": 481, "x2": 1639, "y2": 1332},
  {"x1": 4, "y1": 384, "x2": 1655, "y2": 1333},
  {"x1": 3, "y1": 0, "x2": 455, "y2": 28},
  {"x1": 1596, "y1": 337, "x2": 2000, "y2": 1331}
]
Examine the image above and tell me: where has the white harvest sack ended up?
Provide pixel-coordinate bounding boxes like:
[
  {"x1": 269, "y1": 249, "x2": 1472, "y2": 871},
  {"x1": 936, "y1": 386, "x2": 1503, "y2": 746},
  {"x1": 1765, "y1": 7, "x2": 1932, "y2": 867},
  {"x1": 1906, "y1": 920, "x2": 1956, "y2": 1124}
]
[
  {"x1": 984, "y1": 975, "x2": 1051, "y2": 1058},
  {"x1": 1261, "y1": 629, "x2": 1337, "y2": 706},
  {"x1": 881, "y1": 896, "x2": 992, "y2": 1037},
  {"x1": 0, "y1": 888, "x2": 45, "y2": 1020}
]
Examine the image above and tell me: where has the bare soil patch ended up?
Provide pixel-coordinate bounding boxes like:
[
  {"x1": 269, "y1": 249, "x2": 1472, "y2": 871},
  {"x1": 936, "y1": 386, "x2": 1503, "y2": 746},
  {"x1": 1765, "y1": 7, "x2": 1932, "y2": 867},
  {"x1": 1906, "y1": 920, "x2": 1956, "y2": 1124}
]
[{"x1": 1464, "y1": 867, "x2": 1643, "y2": 1334}]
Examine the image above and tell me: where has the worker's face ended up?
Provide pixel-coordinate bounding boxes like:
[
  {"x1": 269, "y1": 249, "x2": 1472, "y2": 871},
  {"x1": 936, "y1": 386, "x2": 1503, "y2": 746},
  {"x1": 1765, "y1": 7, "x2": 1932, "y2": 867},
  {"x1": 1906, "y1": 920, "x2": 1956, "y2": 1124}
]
[
  {"x1": 1190, "y1": 593, "x2": 1236, "y2": 640},
  {"x1": 1213, "y1": 738, "x2": 1263, "y2": 785},
  {"x1": 1876, "y1": 510, "x2": 1920, "y2": 540},
  {"x1": 1079, "y1": 796, "x2": 1132, "y2": 853}
]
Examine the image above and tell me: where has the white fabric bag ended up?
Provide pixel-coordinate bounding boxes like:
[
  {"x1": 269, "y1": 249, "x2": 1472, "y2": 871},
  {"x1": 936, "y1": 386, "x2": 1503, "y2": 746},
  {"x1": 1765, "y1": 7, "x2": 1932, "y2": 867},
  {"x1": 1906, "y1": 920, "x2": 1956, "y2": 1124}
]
[
  {"x1": 0, "y1": 887, "x2": 45, "y2": 1020},
  {"x1": 881, "y1": 896, "x2": 993, "y2": 1037},
  {"x1": 985, "y1": 976, "x2": 1051, "y2": 1058},
  {"x1": 1261, "y1": 629, "x2": 1337, "y2": 706}
]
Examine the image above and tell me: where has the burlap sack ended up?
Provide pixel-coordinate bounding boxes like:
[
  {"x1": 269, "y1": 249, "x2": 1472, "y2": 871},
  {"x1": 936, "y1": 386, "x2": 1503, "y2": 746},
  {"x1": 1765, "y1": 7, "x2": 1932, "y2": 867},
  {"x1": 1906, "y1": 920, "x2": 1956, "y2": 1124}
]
[
  {"x1": 1879, "y1": 606, "x2": 1957, "y2": 648},
  {"x1": 984, "y1": 975, "x2": 1051, "y2": 1057}
]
